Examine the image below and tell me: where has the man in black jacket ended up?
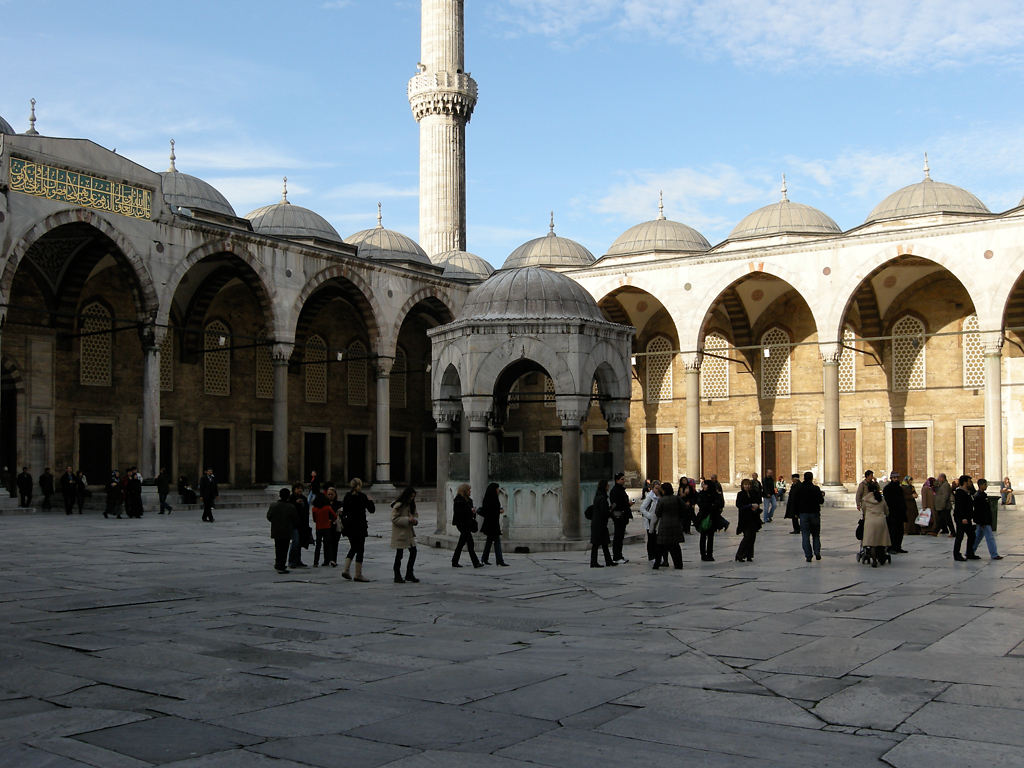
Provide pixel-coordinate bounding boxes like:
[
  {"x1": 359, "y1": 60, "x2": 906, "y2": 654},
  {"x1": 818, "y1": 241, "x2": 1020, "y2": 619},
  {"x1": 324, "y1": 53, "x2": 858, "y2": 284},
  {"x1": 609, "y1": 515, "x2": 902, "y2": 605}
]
[
  {"x1": 266, "y1": 488, "x2": 297, "y2": 573},
  {"x1": 199, "y1": 468, "x2": 217, "y2": 522},
  {"x1": 39, "y1": 468, "x2": 54, "y2": 510},
  {"x1": 882, "y1": 472, "x2": 907, "y2": 554},
  {"x1": 953, "y1": 474, "x2": 978, "y2": 561},
  {"x1": 16, "y1": 467, "x2": 32, "y2": 507},
  {"x1": 792, "y1": 471, "x2": 825, "y2": 562},
  {"x1": 970, "y1": 478, "x2": 1002, "y2": 560},
  {"x1": 784, "y1": 473, "x2": 801, "y2": 533},
  {"x1": 59, "y1": 465, "x2": 77, "y2": 515},
  {"x1": 609, "y1": 472, "x2": 633, "y2": 563}
]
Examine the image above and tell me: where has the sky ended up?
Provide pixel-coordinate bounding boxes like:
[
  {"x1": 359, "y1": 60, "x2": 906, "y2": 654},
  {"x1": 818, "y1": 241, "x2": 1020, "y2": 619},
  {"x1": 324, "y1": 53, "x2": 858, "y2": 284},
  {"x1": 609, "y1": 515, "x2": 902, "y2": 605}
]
[{"x1": 4, "y1": 0, "x2": 1024, "y2": 270}]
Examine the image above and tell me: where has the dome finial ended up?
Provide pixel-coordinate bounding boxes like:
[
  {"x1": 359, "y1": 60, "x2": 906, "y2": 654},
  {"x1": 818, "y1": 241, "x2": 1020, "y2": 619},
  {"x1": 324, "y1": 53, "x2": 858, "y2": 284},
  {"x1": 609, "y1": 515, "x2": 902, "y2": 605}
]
[
  {"x1": 281, "y1": 176, "x2": 289, "y2": 204},
  {"x1": 25, "y1": 98, "x2": 39, "y2": 136},
  {"x1": 377, "y1": 201, "x2": 383, "y2": 228},
  {"x1": 781, "y1": 173, "x2": 788, "y2": 202},
  {"x1": 168, "y1": 139, "x2": 177, "y2": 172},
  {"x1": 657, "y1": 190, "x2": 666, "y2": 220},
  {"x1": 923, "y1": 152, "x2": 931, "y2": 180},
  {"x1": 549, "y1": 210, "x2": 555, "y2": 235}
]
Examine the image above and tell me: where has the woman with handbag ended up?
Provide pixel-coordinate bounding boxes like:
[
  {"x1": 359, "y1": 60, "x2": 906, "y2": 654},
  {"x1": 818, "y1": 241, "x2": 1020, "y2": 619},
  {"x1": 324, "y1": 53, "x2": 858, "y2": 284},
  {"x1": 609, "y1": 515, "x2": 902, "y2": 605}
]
[
  {"x1": 734, "y1": 478, "x2": 762, "y2": 562},
  {"x1": 640, "y1": 482, "x2": 663, "y2": 566},
  {"x1": 341, "y1": 478, "x2": 375, "y2": 581},
  {"x1": 860, "y1": 478, "x2": 891, "y2": 566},
  {"x1": 391, "y1": 486, "x2": 419, "y2": 583},
  {"x1": 479, "y1": 483, "x2": 508, "y2": 566},
  {"x1": 589, "y1": 478, "x2": 615, "y2": 568},
  {"x1": 452, "y1": 483, "x2": 482, "y2": 568},
  {"x1": 654, "y1": 482, "x2": 685, "y2": 569}
]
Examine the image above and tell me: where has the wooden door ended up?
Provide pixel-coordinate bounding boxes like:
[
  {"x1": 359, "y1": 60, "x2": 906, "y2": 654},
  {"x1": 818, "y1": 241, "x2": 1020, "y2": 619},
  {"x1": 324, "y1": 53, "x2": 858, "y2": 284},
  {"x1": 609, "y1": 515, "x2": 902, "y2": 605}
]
[
  {"x1": 646, "y1": 433, "x2": 673, "y2": 482},
  {"x1": 202, "y1": 428, "x2": 231, "y2": 483},
  {"x1": 592, "y1": 433, "x2": 610, "y2": 453},
  {"x1": 253, "y1": 430, "x2": 273, "y2": 484},
  {"x1": 963, "y1": 425, "x2": 984, "y2": 480},
  {"x1": 761, "y1": 431, "x2": 791, "y2": 482},
  {"x1": 701, "y1": 432, "x2": 729, "y2": 482},
  {"x1": 389, "y1": 435, "x2": 407, "y2": 483},
  {"x1": 892, "y1": 427, "x2": 927, "y2": 481},
  {"x1": 840, "y1": 429, "x2": 856, "y2": 484},
  {"x1": 346, "y1": 433, "x2": 367, "y2": 483},
  {"x1": 78, "y1": 423, "x2": 112, "y2": 483},
  {"x1": 304, "y1": 432, "x2": 327, "y2": 481}
]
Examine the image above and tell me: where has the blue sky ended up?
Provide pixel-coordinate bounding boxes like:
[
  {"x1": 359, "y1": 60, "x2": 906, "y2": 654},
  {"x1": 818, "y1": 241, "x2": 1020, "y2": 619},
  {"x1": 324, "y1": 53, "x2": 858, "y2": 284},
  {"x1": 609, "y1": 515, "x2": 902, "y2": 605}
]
[{"x1": 4, "y1": 0, "x2": 1024, "y2": 269}]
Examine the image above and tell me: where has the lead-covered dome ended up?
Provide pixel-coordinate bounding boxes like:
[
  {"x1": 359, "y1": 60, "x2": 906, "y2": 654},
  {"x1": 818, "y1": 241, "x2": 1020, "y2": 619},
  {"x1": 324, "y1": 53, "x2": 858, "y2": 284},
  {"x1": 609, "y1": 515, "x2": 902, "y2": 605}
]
[
  {"x1": 729, "y1": 179, "x2": 840, "y2": 240},
  {"x1": 346, "y1": 207, "x2": 430, "y2": 265},
  {"x1": 458, "y1": 266, "x2": 603, "y2": 322},
  {"x1": 437, "y1": 250, "x2": 494, "y2": 280},
  {"x1": 503, "y1": 215, "x2": 595, "y2": 270},
  {"x1": 866, "y1": 158, "x2": 989, "y2": 223},
  {"x1": 159, "y1": 141, "x2": 236, "y2": 217},
  {"x1": 247, "y1": 178, "x2": 342, "y2": 243},
  {"x1": 0, "y1": 114, "x2": 13, "y2": 135},
  {"x1": 606, "y1": 198, "x2": 710, "y2": 256}
]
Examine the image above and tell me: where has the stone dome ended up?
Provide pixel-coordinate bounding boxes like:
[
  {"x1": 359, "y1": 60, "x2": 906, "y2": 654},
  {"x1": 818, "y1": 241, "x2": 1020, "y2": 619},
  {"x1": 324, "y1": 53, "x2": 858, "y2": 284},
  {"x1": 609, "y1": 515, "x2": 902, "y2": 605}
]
[
  {"x1": 162, "y1": 171, "x2": 236, "y2": 217},
  {"x1": 346, "y1": 209, "x2": 430, "y2": 265},
  {"x1": 503, "y1": 216, "x2": 595, "y2": 270},
  {"x1": 606, "y1": 200, "x2": 710, "y2": 256},
  {"x1": 437, "y1": 250, "x2": 494, "y2": 280},
  {"x1": 729, "y1": 181, "x2": 841, "y2": 240},
  {"x1": 0, "y1": 114, "x2": 13, "y2": 135},
  {"x1": 866, "y1": 160, "x2": 989, "y2": 223},
  {"x1": 457, "y1": 266, "x2": 603, "y2": 322},
  {"x1": 247, "y1": 201, "x2": 342, "y2": 243}
]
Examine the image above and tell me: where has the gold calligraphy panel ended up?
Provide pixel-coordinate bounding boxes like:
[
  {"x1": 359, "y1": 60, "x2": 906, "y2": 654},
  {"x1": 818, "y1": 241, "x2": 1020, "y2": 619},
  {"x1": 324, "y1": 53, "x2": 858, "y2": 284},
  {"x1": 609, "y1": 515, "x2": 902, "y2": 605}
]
[{"x1": 8, "y1": 156, "x2": 152, "y2": 220}]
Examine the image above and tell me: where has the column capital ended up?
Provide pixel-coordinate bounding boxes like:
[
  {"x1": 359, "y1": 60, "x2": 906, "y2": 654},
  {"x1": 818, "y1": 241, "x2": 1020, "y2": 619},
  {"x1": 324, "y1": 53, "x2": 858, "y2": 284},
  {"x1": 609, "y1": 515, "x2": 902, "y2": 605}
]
[
  {"x1": 374, "y1": 356, "x2": 393, "y2": 378},
  {"x1": 681, "y1": 352, "x2": 702, "y2": 371},
  {"x1": 462, "y1": 395, "x2": 492, "y2": 429},
  {"x1": 600, "y1": 398, "x2": 630, "y2": 429},
  {"x1": 982, "y1": 330, "x2": 1004, "y2": 356},
  {"x1": 818, "y1": 342, "x2": 842, "y2": 364},
  {"x1": 432, "y1": 401, "x2": 461, "y2": 427},
  {"x1": 137, "y1": 316, "x2": 166, "y2": 351},
  {"x1": 556, "y1": 395, "x2": 590, "y2": 429},
  {"x1": 271, "y1": 342, "x2": 294, "y2": 364}
]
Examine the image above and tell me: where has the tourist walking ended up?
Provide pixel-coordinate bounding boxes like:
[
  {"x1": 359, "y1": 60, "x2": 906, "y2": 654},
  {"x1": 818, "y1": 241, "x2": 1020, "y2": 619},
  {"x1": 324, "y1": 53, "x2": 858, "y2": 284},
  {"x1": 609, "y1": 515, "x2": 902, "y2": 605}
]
[
  {"x1": 792, "y1": 471, "x2": 825, "y2": 562},
  {"x1": 74, "y1": 470, "x2": 87, "y2": 514},
  {"x1": 156, "y1": 467, "x2": 173, "y2": 514},
  {"x1": 199, "y1": 468, "x2": 217, "y2": 522},
  {"x1": 920, "y1": 477, "x2": 936, "y2": 535},
  {"x1": 391, "y1": 486, "x2": 420, "y2": 582},
  {"x1": 125, "y1": 468, "x2": 143, "y2": 518},
  {"x1": 883, "y1": 472, "x2": 907, "y2": 553},
  {"x1": 902, "y1": 476, "x2": 919, "y2": 535},
  {"x1": 855, "y1": 470, "x2": 874, "y2": 511},
  {"x1": 104, "y1": 470, "x2": 123, "y2": 519},
  {"x1": 695, "y1": 478, "x2": 725, "y2": 561},
  {"x1": 266, "y1": 488, "x2": 296, "y2": 574},
  {"x1": 859, "y1": 478, "x2": 891, "y2": 566},
  {"x1": 288, "y1": 483, "x2": 311, "y2": 568},
  {"x1": 784, "y1": 472, "x2": 801, "y2": 534},
  {"x1": 654, "y1": 481, "x2": 685, "y2": 569},
  {"x1": 762, "y1": 469, "x2": 777, "y2": 523},
  {"x1": 326, "y1": 485, "x2": 343, "y2": 566},
  {"x1": 451, "y1": 483, "x2": 482, "y2": 568},
  {"x1": 934, "y1": 473, "x2": 954, "y2": 536},
  {"x1": 311, "y1": 492, "x2": 336, "y2": 567},
  {"x1": 609, "y1": 472, "x2": 633, "y2": 563},
  {"x1": 971, "y1": 479, "x2": 1002, "y2": 560},
  {"x1": 479, "y1": 482, "x2": 508, "y2": 566},
  {"x1": 341, "y1": 478, "x2": 374, "y2": 580},
  {"x1": 59, "y1": 465, "x2": 77, "y2": 516},
  {"x1": 734, "y1": 478, "x2": 762, "y2": 562},
  {"x1": 589, "y1": 478, "x2": 615, "y2": 568},
  {"x1": 16, "y1": 467, "x2": 32, "y2": 507},
  {"x1": 39, "y1": 468, "x2": 54, "y2": 510},
  {"x1": 953, "y1": 474, "x2": 978, "y2": 562},
  {"x1": 679, "y1": 479, "x2": 697, "y2": 536},
  {"x1": 640, "y1": 481, "x2": 662, "y2": 564}
]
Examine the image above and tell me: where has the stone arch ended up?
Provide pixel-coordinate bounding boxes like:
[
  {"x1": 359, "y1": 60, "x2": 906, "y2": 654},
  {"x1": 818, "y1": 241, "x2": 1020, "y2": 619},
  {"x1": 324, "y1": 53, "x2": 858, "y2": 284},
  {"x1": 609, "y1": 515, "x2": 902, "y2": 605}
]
[
  {"x1": 291, "y1": 266, "x2": 381, "y2": 352},
  {"x1": 1, "y1": 208, "x2": 159, "y2": 320},
  {"x1": 596, "y1": 284, "x2": 682, "y2": 352},
  {"x1": 385, "y1": 286, "x2": 455, "y2": 359},
  {"x1": 471, "y1": 338, "x2": 576, "y2": 399},
  {"x1": 580, "y1": 343, "x2": 632, "y2": 402}
]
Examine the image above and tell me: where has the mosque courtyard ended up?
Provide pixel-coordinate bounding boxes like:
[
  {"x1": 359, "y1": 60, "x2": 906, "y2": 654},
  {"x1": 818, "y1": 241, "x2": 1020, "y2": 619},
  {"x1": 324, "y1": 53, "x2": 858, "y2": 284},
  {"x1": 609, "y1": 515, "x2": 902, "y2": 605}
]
[{"x1": 0, "y1": 501, "x2": 1022, "y2": 767}]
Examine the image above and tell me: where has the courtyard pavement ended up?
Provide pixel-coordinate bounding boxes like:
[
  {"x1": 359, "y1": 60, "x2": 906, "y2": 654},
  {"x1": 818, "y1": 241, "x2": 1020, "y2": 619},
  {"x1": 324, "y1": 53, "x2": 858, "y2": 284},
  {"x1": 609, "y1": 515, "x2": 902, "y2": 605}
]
[{"x1": 1, "y1": 500, "x2": 1022, "y2": 767}]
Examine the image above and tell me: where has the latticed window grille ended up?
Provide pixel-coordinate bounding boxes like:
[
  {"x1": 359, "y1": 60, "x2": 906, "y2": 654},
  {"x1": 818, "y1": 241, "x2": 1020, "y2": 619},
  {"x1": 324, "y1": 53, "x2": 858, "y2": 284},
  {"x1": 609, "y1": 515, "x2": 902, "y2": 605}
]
[
  {"x1": 159, "y1": 328, "x2": 174, "y2": 392},
  {"x1": 839, "y1": 326, "x2": 856, "y2": 393},
  {"x1": 646, "y1": 336, "x2": 673, "y2": 403},
  {"x1": 390, "y1": 347, "x2": 407, "y2": 408},
  {"x1": 760, "y1": 327, "x2": 791, "y2": 399},
  {"x1": 509, "y1": 380, "x2": 520, "y2": 409},
  {"x1": 700, "y1": 333, "x2": 729, "y2": 400},
  {"x1": 204, "y1": 320, "x2": 230, "y2": 396},
  {"x1": 962, "y1": 314, "x2": 985, "y2": 388},
  {"x1": 305, "y1": 335, "x2": 328, "y2": 404},
  {"x1": 79, "y1": 302, "x2": 112, "y2": 386},
  {"x1": 255, "y1": 330, "x2": 273, "y2": 399},
  {"x1": 544, "y1": 375, "x2": 555, "y2": 407},
  {"x1": 892, "y1": 315, "x2": 926, "y2": 391},
  {"x1": 347, "y1": 340, "x2": 368, "y2": 406}
]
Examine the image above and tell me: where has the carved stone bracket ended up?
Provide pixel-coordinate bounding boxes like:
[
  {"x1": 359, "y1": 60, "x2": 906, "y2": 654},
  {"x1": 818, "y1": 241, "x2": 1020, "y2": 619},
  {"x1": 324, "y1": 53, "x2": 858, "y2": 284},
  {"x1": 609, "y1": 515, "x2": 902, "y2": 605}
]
[
  {"x1": 982, "y1": 330, "x2": 1005, "y2": 356},
  {"x1": 601, "y1": 399, "x2": 630, "y2": 429},
  {"x1": 462, "y1": 395, "x2": 492, "y2": 429},
  {"x1": 432, "y1": 401, "x2": 461, "y2": 428},
  {"x1": 680, "y1": 352, "x2": 702, "y2": 371},
  {"x1": 271, "y1": 342, "x2": 294, "y2": 365}
]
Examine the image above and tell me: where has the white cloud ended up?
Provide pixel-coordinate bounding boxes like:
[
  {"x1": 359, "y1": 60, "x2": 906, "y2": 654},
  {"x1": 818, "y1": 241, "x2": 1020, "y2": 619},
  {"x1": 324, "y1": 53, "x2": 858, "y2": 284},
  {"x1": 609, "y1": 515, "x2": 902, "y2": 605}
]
[
  {"x1": 494, "y1": 0, "x2": 1024, "y2": 69},
  {"x1": 324, "y1": 182, "x2": 418, "y2": 200},
  {"x1": 205, "y1": 175, "x2": 313, "y2": 212}
]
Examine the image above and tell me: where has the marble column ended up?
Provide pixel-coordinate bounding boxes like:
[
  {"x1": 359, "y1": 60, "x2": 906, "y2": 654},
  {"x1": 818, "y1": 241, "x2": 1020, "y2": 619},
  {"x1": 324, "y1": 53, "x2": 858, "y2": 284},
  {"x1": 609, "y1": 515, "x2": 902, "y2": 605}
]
[
  {"x1": 463, "y1": 396, "x2": 491, "y2": 504},
  {"x1": 601, "y1": 399, "x2": 630, "y2": 474},
  {"x1": 375, "y1": 358, "x2": 393, "y2": 484},
  {"x1": 820, "y1": 343, "x2": 842, "y2": 487},
  {"x1": 272, "y1": 343, "x2": 293, "y2": 485},
  {"x1": 558, "y1": 396, "x2": 588, "y2": 540},
  {"x1": 683, "y1": 355, "x2": 701, "y2": 478},
  {"x1": 433, "y1": 403, "x2": 459, "y2": 534},
  {"x1": 983, "y1": 334, "x2": 1004, "y2": 483},
  {"x1": 137, "y1": 321, "x2": 163, "y2": 480}
]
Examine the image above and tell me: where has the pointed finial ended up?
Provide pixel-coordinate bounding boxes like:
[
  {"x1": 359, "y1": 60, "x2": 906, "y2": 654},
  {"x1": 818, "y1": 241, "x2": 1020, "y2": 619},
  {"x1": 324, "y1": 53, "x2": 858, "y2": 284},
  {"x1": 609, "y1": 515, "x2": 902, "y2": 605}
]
[
  {"x1": 780, "y1": 173, "x2": 788, "y2": 202},
  {"x1": 168, "y1": 139, "x2": 177, "y2": 172},
  {"x1": 549, "y1": 210, "x2": 555, "y2": 235},
  {"x1": 25, "y1": 98, "x2": 39, "y2": 135},
  {"x1": 657, "y1": 190, "x2": 665, "y2": 220},
  {"x1": 377, "y1": 201, "x2": 383, "y2": 227},
  {"x1": 923, "y1": 152, "x2": 931, "y2": 180},
  {"x1": 281, "y1": 176, "x2": 289, "y2": 203}
]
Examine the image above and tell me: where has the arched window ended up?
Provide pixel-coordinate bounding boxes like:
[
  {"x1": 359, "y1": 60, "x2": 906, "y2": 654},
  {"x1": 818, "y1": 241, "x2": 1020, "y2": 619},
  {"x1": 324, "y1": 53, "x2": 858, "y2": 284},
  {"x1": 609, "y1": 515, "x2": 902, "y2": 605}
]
[
  {"x1": 159, "y1": 325, "x2": 174, "y2": 392},
  {"x1": 79, "y1": 301, "x2": 112, "y2": 386},
  {"x1": 892, "y1": 315, "x2": 925, "y2": 391},
  {"x1": 646, "y1": 336, "x2": 673, "y2": 403},
  {"x1": 203, "y1": 320, "x2": 230, "y2": 396},
  {"x1": 347, "y1": 340, "x2": 368, "y2": 406},
  {"x1": 962, "y1": 314, "x2": 984, "y2": 388},
  {"x1": 760, "y1": 327, "x2": 791, "y2": 399},
  {"x1": 701, "y1": 333, "x2": 729, "y2": 400},
  {"x1": 544, "y1": 374, "x2": 555, "y2": 407},
  {"x1": 255, "y1": 330, "x2": 273, "y2": 399},
  {"x1": 390, "y1": 347, "x2": 407, "y2": 408},
  {"x1": 839, "y1": 326, "x2": 856, "y2": 394},
  {"x1": 305, "y1": 334, "x2": 328, "y2": 404}
]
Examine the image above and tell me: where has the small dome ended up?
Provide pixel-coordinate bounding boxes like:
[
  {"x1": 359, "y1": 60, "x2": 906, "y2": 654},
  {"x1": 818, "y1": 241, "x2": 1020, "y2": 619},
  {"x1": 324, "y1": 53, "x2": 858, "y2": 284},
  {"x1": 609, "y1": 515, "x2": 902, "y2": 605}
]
[
  {"x1": 345, "y1": 205, "x2": 430, "y2": 264},
  {"x1": 457, "y1": 266, "x2": 603, "y2": 322},
  {"x1": 159, "y1": 141, "x2": 235, "y2": 217},
  {"x1": 503, "y1": 215, "x2": 595, "y2": 270},
  {"x1": 437, "y1": 250, "x2": 494, "y2": 280},
  {"x1": 0, "y1": 114, "x2": 13, "y2": 135},
  {"x1": 246, "y1": 177, "x2": 341, "y2": 243},
  {"x1": 866, "y1": 158, "x2": 989, "y2": 223},
  {"x1": 606, "y1": 198, "x2": 710, "y2": 256},
  {"x1": 729, "y1": 179, "x2": 840, "y2": 240}
]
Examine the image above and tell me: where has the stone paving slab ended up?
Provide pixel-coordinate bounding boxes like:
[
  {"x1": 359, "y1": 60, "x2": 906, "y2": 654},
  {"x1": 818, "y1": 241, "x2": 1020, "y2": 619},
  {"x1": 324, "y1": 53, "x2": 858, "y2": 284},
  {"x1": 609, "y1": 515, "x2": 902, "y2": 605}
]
[
  {"x1": 74, "y1": 716, "x2": 262, "y2": 764},
  {"x1": 751, "y1": 635, "x2": 903, "y2": 677},
  {"x1": 881, "y1": 733, "x2": 1024, "y2": 767},
  {"x1": 904, "y1": 701, "x2": 1024, "y2": 746},
  {"x1": 811, "y1": 675, "x2": 948, "y2": 729}
]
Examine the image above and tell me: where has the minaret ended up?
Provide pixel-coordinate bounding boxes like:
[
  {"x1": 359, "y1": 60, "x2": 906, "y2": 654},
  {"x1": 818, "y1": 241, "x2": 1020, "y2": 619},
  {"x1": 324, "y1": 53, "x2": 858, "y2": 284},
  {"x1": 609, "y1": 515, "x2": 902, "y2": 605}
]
[{"x1": 408, "y1": 0, "x2": 477, "y2": 258}]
